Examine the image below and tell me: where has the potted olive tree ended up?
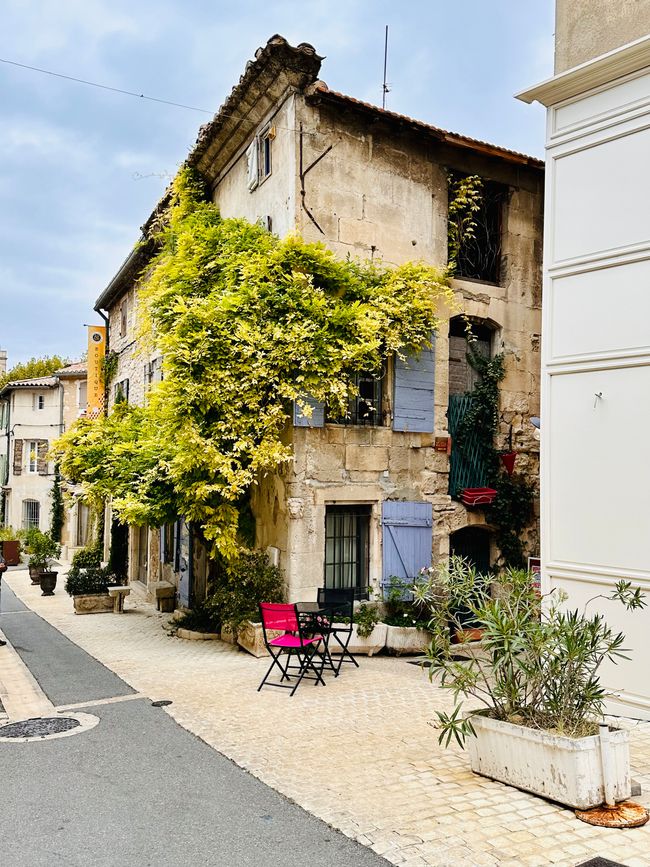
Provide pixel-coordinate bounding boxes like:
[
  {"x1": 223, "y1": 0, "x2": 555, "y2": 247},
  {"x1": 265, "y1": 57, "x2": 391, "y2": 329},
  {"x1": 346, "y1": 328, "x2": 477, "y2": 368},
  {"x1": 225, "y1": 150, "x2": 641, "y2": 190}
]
[
  {"x1": 415, "y1": 557, "x2": 646, "y2": 810},
  {"x1": 28, "y1": 531, "x2": 61, "y2": 596}
]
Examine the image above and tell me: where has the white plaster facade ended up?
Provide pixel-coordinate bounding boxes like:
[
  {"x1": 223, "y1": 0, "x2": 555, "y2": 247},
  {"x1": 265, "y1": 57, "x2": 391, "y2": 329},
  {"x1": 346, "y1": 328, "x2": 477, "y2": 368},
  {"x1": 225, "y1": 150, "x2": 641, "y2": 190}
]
[
  {"x1": 0, "y1": 364, "x2": 88, "y2": 545},
  {"x1": 519, "y1": 12, "x2": 650, "y2": 718}
]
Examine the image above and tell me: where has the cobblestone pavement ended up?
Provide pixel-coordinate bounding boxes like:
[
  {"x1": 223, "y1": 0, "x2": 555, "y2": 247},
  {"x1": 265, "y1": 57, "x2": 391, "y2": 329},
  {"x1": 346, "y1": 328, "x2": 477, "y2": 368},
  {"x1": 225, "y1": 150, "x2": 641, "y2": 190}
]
[{"x1": 3, "y1": 569, "x2": 650, "y2": 867}]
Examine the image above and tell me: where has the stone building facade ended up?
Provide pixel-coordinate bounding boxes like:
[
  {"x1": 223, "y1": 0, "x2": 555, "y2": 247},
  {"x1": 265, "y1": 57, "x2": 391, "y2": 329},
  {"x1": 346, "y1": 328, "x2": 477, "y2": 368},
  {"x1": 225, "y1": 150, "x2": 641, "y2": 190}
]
[{"x1": 95, "y1": 36, "x2": 543, "y2": 606}]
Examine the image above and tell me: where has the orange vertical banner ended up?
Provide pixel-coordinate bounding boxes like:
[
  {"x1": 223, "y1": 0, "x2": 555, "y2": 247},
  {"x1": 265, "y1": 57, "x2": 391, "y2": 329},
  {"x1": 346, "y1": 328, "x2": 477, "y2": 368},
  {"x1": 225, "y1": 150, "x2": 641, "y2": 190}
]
[{"x1": 87, "y1": 325, "x2": 106, "y2": 418}]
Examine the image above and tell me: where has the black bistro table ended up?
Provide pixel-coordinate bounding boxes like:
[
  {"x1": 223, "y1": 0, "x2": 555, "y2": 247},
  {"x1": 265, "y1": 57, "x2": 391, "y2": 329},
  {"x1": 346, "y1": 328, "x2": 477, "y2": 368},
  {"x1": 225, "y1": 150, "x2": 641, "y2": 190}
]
[{"x1": 295, "y1": 601, "x2": 338, "y2": 677}]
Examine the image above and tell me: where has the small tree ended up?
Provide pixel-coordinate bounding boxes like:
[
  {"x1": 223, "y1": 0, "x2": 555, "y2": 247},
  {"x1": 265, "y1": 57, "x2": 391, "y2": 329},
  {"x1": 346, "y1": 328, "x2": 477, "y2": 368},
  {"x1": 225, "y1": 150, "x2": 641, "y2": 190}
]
[{"x1": 50, "y1": 465, "x2": 65, "y2": 543}]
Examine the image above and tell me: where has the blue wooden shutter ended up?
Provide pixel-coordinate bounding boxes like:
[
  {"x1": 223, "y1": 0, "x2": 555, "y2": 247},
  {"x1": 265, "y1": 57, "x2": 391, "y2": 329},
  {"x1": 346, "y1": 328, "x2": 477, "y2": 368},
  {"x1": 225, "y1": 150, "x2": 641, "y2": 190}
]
[
  {"x1": 392, "y1": 337, "x2": 435, "y2": 432},
  {"x1": 293, "y1": 394, "x2": 325, "y2": 427},
  {"x1": 381, "y1": 501, "x2": 433, "y2": 596},
  {"x1": 177, "y1": 520, "x2": 191, "y2": 608}
]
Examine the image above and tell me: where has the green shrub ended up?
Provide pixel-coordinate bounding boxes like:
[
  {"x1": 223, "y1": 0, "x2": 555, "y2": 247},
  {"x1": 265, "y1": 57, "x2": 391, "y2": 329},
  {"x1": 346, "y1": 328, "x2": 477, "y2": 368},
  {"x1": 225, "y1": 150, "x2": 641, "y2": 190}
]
[
  {"x1": 382, "y1": 576, "x2": 430, "y2": 629},
  {"x1": 175, "y1": 601, "x2": 220, "y2": 634},
  {"x1": 353, "y1": 603, "x2": 381, "y2": 638},
  {"x1": 28, "y1": 531, "x2": 61, "y2": 571},
  {"x1": 0, "y1": 526, "x2": 19, "y2": 542},
  {"x1": 206, "y1": 550, "x2": 284, "y2": 635},
  {"x1": 65, "y1": 545, "x2": 121, "y2": 596}
]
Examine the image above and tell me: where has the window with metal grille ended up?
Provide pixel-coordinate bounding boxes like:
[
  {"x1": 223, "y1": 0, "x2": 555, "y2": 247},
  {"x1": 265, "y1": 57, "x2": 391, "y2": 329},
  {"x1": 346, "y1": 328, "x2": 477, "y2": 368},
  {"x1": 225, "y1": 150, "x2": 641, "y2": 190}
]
[
  {"x1": 324, "y1": 505, "x2": 371, "y2": 598},
  {"x1": 448, "y1": 172, "x2": 505, "y2": 284},
  {"x1": 22, "y1": 499, "x2": 40, "y2": 530},
  {"x1": 327, "y1": 373, "x2": 383, "y2": 426}
]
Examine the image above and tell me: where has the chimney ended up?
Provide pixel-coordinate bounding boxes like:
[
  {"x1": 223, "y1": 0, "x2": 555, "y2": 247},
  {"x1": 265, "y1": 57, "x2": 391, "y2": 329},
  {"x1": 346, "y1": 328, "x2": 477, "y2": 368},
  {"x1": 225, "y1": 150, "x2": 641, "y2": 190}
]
[{"x1": 0, "y1": 349, "x2": 6, "y2": 376}]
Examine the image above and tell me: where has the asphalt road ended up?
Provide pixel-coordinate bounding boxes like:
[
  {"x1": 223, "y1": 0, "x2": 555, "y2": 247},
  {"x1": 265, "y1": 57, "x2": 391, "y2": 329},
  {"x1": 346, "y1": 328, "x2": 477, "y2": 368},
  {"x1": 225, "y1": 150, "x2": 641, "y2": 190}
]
[{"x1": 0, "y1": 582, "x2": 388, "y2": 867}]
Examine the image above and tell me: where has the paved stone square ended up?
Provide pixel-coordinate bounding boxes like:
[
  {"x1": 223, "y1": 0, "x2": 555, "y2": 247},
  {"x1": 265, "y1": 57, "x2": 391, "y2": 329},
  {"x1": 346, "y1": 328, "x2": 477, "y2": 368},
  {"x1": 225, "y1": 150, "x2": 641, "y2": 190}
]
[{"x1": 2, "y1": 569, "x2": 650, "y2": 867}]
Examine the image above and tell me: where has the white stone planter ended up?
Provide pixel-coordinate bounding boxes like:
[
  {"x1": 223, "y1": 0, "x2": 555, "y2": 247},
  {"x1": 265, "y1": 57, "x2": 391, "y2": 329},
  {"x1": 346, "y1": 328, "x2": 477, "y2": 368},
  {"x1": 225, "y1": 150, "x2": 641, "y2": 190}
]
[
  {"x1": 385, "y1": 625, "x2": 430, "y2": 655},
  {"x1": 467, "y1": 713, "x2": 631, "y2": 810},
  {"x1": 237, "y1": 621, "x2": 282, "y2": 658},
  {"x1": 330, "y1": 622, "x2": 387, "y2": 657},
  {"x1": 177, "y1": 628, "x2": 220, "y2": 641}
]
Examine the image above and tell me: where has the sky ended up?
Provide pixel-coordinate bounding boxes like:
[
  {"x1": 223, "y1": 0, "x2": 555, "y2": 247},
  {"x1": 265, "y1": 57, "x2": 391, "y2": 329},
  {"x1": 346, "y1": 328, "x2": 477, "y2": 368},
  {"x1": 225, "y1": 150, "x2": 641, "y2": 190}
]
[{"x1": 0, "y1": 0, "x2": 554, "y2": 366}]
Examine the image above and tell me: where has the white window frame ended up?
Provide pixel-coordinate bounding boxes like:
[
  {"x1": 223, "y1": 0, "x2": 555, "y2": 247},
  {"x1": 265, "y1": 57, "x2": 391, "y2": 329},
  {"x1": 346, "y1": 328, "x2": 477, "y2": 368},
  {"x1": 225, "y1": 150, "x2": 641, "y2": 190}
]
[
  {"x1": 246, "y1": 124, "x2": 274, "y2": 192},
  {"x1": 27, "y1": 441, "x2": 38, "y2": 474},
  {"x1": 33, "y1": 393, "x2": 45, "y2": 410}
]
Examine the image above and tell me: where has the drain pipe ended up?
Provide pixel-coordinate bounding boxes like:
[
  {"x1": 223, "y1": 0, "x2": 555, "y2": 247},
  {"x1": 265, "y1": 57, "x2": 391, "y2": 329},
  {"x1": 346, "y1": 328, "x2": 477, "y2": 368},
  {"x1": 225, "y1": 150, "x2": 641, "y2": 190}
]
[{"x1": 599, "y1": 720, "x2": 616, "y2": 807}]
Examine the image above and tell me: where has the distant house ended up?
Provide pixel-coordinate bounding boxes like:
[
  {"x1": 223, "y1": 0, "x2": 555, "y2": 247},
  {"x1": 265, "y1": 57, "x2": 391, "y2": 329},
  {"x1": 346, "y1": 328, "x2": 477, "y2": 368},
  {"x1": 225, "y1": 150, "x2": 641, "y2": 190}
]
[
  {"x1": 0, "y1": 362, "x2": 88, "y2": 551},
  {"x1": 95, "y1": 36, "x2": 543, "y2": 607}
]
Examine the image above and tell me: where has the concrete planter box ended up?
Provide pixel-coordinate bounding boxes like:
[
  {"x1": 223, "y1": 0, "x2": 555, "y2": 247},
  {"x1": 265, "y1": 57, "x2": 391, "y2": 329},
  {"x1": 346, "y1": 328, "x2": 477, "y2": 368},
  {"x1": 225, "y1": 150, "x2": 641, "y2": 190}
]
[
  {"x1": 177, "y1": 628, "x2": 220, "y2": 641},
  {"x1": 467, "y1": 713, "x2": 631, "y2": 810},
  {"x1": 330, "y1": 622, "x2": 387, "y2": 657},
  {"x1": 385, "y1": 625, "x2": 430, "y2": 655},
  {"x1": 72, "y1": 593, "x2": 114, "y2": 615},
  {"x1": 220, "y1": 625, "x2": 237, "y2": 644},
  {"x1": 237, "y1": 621, "x2": 282, "y2": 657}
]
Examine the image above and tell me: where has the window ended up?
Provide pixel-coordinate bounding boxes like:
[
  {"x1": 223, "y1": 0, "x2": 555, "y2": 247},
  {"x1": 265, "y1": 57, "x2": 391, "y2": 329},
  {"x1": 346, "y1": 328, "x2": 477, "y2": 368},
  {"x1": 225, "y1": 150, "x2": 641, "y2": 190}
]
[
  {"x1": 144, "y1": 357, "x2": 163, "y2": 391},
  {"x1": 114, "y1": 379, "x2": 129, "y2": 404},
  {"x1": 246, "y1": 125, "x2": 274, "y2": 191},
  {"x1": 324, "y1": 505, "x2": 371, "y2": 597},
  {"x1": 162, "y1": 523, "x2": 175, "y2": 564},
  {"x1": 448, "y1": 318, "x2": 493, "y2": 396},
  {"x1": 78, "y1": 380, "x2": 87, "y2": 411},
  {"x1": 119, "y1": 300, "x2": 128, "y2": 337},
  {"x1": 448, "y1": 172, "x2": 505, "y2": 284},
  {"x1": 22, "y1": 499, "x2": 40, "y2": 530},
  {"x1": 33, "y1": 394, "x2": 45, "y2": 410},
  {"x1": 27, "y1": 441, "x2": 38, "y2": 474},
  {"x1": 76, "y1": 503, "x2": 91, "y2": 547},
  {"x1": 327, "y1": 372, "x2": 383, "y2": 426}
]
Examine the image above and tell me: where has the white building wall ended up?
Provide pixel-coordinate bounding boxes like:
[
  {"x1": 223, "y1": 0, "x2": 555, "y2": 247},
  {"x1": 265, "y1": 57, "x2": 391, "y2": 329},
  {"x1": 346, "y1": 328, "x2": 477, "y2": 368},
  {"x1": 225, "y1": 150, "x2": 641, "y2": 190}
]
[
  {"x1": 520, "y1": 40, "x2": 650, "y2": 719},
  {"x1": 4, "y1": 386, "x2": 61, "y2": 532}
]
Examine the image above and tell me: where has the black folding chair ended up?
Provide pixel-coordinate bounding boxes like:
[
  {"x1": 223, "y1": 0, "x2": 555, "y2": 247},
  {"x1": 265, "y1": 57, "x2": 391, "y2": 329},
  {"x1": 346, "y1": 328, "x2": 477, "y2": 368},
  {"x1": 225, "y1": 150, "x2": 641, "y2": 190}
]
[
  {"x1": 317, "y1": 587, "x2": 359, "y2": 674},
  {"x1": 257, "y1": 603, "x2": 327, "y2": 696}
]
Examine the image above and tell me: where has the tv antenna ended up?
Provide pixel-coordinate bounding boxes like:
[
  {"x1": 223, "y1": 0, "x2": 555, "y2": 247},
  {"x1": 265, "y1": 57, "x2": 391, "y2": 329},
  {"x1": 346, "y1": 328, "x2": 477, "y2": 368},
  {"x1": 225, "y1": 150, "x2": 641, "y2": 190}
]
[{"x1": 382, "y1": 25, "x2": 390, "y2": 109}]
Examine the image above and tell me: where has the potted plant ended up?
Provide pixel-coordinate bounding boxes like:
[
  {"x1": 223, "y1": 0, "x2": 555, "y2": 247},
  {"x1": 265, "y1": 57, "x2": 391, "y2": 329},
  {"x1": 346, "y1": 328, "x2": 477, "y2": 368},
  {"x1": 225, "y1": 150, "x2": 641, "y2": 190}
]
[
  {"x1": 28, "y1": 531, "x2": 61, "y2": 595},
  {"x1": 382, "y1": 577, "x2": 431, "y2": 655},
  {"x1": 415, "y1": 557, "x2": 646, "y2": 810},
  {"x1": 0, "y1": 527, "x2": 21, "y2": 566},
  {"x1": 65, "y1": 547, "x2": 122, "y2": 613},
  {"x1": 205, "y1": 550, "x2": 285, "y2": 655},
  {"x1": 329, "y1": 603, "x2": 387, "y2": 657}
]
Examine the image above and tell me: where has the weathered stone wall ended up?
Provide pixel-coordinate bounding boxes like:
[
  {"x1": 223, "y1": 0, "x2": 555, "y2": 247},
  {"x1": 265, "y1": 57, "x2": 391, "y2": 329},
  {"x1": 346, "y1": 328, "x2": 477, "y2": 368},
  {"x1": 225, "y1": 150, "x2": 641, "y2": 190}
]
[{"x1": 555, "y1": 0, "x2": 650, "y2": 73}]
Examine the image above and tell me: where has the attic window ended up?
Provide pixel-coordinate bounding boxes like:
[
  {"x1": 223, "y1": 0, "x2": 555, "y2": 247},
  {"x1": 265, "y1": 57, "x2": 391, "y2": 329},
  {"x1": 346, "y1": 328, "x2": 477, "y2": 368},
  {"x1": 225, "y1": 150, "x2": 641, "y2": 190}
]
[
  {"x1": 448, "y1": 172, "x2": 505, "y2": 285},
  {"x1": 246, "y1": 125, "x2": 274, "y2": 191}
]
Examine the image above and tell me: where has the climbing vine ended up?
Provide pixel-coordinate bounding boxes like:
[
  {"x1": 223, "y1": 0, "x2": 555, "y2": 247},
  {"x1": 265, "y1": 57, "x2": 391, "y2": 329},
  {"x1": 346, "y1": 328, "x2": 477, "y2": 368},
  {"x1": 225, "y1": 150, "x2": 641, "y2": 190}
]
[
  {"x1": 447, "y1": 173, "x2": 483, "y2": 271},
  {"x1": 454, "y1": 345, "x2": 535, "y2": 568},
  {"x1": 53, "y1": 167, "x2": 454, "y2": 558}
]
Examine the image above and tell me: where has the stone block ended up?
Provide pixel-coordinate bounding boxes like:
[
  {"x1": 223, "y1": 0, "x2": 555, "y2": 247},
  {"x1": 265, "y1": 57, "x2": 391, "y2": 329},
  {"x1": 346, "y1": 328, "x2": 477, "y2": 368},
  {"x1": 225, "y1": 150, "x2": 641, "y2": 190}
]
[
  {"x1": 154, "y1": 581, "x2": 176, "y2": 613},
  {"x1": 345, "y1": 446, "x2": 388, "y2": 472}
]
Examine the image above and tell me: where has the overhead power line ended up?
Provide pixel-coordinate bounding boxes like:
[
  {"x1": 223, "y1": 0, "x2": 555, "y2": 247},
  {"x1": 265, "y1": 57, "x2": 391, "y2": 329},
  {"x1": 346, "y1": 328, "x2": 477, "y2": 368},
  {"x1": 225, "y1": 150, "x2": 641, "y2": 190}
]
[{"x1": 0, "y1": 56, "x2": 213, "y2": 114}]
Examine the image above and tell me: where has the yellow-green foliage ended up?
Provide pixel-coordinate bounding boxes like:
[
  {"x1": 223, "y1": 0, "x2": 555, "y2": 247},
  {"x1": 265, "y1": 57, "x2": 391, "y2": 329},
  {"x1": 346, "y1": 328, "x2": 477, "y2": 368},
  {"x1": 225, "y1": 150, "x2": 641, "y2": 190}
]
[{"x1": 53, "y1": 168, "x2": 453, "y2": 558}]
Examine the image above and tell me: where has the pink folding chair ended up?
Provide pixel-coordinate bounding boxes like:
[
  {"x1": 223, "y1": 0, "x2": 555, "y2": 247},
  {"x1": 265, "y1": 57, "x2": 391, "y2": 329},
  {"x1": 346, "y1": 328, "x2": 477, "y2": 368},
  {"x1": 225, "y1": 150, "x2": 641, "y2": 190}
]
[{"x1": 257, "y1": 603, "x2": 326, "y2": 696}]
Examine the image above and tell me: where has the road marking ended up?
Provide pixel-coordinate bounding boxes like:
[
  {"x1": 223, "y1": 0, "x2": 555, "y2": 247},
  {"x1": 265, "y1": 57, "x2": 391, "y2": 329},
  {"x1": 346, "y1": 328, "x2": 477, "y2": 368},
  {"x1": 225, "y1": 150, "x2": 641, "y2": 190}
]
[
  {"x1": 55, "y1": 693, "x2": 147, "y2": 712},
  {"x1": 0, "y1": 638, "x2": 54, "y2": 720}
]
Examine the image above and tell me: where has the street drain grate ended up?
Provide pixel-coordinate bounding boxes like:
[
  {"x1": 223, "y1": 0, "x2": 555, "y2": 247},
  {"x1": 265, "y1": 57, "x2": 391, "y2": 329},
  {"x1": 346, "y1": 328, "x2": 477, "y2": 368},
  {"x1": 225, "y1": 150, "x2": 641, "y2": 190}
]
[
  {"x1": 0, "y1": 717, "x2": 81, "y2": 738},
  {"x1": 576, "y1": 858, "x2": 629, "y2": 867}
]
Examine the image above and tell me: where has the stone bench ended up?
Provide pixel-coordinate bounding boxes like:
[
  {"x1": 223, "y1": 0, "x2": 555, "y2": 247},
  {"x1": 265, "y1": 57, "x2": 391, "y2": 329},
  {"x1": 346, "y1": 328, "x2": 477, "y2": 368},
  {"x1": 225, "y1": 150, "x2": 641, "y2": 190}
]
[
  {"x1": 107, "y1": 586, "x2": 131, "y2": 614},
  {"x1": 154, "y1": 581, "x2": 176, "y2": 613}
]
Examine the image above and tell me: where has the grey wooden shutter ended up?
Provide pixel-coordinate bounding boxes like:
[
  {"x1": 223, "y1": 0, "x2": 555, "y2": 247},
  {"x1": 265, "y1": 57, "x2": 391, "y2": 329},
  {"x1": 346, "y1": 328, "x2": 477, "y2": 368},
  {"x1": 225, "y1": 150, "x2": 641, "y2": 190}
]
[
  {"x1": 37, "y1": 440, "x2": 48, "y2": 476},
  {"x1": 13, "y1": 439, "x2": 23, "y2": 475},
  {"x1": 381, "y1": 500, "x2": 433, "y2": 595},
  {"x1": 293, "y1": 394, "x2": 325, "y2": 428},
  {"x1": 393, "y1": 337, "x2": 436, "y2": 433}
]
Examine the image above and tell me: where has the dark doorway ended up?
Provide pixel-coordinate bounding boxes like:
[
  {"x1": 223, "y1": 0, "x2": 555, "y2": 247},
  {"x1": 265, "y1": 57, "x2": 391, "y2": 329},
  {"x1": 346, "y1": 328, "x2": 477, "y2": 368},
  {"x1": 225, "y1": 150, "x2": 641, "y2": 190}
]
[
  {"x1": 450, "y1": 526, "x2": 492, "y2": 574},
  {"x1": 108, "y1": 520, "x2": 129, "y2": 582}
]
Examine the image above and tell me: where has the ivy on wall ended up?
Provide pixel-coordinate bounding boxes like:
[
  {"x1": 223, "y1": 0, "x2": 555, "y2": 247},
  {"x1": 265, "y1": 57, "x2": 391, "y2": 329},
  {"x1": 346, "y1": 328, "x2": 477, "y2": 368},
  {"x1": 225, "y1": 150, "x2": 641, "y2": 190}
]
[{"x1": 53, "y1": 167, "x2": 454, "y2": 559}]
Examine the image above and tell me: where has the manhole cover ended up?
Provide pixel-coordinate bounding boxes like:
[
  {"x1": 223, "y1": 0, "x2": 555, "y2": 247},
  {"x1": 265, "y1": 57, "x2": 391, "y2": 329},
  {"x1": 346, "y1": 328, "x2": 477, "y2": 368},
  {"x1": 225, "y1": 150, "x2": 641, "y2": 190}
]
[{"x1": 0, "y1": 717, "x2": 81, "y2": 738}]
